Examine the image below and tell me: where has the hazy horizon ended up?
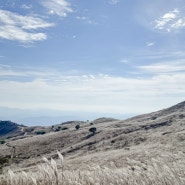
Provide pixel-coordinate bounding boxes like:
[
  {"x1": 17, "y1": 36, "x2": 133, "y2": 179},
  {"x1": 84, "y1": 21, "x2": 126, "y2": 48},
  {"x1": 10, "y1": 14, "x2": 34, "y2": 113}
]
[
  {"x1": 0, "y1": 106, "x2": 135, "y2": 126},
  {"x1": 0, "y1": 100, "x2": 182, "y2": 126}
]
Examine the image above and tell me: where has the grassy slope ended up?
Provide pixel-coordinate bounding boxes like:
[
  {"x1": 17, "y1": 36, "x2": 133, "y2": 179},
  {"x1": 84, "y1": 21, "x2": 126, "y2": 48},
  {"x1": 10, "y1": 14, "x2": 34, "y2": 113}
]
[{"x1": 0, "y1": 101, "x2": 185, "y2": 184}]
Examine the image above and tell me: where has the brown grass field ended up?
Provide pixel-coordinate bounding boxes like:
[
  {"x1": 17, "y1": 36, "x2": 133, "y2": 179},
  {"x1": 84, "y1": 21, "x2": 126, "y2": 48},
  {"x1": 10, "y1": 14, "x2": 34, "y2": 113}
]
[{"x1": 0, "y1": 101, "x2": 185, "y2": 184}]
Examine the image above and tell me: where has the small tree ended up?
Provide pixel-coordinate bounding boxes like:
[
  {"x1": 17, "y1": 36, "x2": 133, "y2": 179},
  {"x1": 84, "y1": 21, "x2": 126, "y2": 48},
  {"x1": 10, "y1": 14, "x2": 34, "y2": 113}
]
[
  {"x1": 0, "y1": 140, "x2": 5, "y2": 144},
  {"x1": 35, "y1": 130, "x2": 46, "y2": 135},
  {"x1": 89, "y1": 127, "x2": 96, "y2": 135},
  {"x1": 75, "y1": 125, "x2": 80, "y2": 130}
]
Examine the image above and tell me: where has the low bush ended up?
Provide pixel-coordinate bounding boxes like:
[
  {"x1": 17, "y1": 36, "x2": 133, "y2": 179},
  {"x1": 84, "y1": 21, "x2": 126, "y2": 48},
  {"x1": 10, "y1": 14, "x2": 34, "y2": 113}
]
[
  {"x1": 0, "y1": 140, "x2": 5, "y2": 144},
  {"x1": 35, "y1": 131, "x2": 46, "y2": 135},
  {"x1": 89, "y1": 127, "x2": 97, "y2": 134},
  {"x1": 61, "y1": 127, "x2": 68, "y2": 130},
  {"x1": 75, "y1": 125, "x2": 80, "y2": 130}
]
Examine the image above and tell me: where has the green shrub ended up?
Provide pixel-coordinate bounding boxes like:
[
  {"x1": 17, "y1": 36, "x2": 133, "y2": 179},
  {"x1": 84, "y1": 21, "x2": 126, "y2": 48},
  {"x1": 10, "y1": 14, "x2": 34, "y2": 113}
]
[
  {"x1": 75, "y1": 125, "x2": 80, "y2": 130},
  {"x1": 89, "y1": 127, "x2": 97, "y2": 134},
  {"x1": 0, "y1": 140, "x2": 5, "y2": 144},
  {"x1": 35, "y1": 131, "x2": 46, "y2": 135},
  {"x1": 61, "y1": 127, "x2": 68, "y2": 130},
  {"x1": 54, "y1": 128, "x2": 60, "y2": 132}
]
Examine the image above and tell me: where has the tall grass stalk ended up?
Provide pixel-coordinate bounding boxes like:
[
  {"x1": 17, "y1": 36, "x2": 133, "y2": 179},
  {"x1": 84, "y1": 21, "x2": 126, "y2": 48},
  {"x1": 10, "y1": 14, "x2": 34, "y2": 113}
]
[{"x1": 0, "y1": 152, "x2": 185, "y2": 185}]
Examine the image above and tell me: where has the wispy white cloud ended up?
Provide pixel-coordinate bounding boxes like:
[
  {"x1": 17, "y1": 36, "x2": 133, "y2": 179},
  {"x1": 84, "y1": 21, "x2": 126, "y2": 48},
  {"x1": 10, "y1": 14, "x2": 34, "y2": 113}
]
[
  {"x1": 146, "y1": 42, "x2": 155, "y2": 47},
  {"x1": 0, "y1": 64, "x2": 10, "y2": 68},
  {"x1": 0, "y1": 66, "x2": 185, "y2": 115},
  {"x1": 154, "y1": 8, "x2": 185, "y2": 32},
  {"x1": 20, "y1": 4, "x2": 32, "y2": 10},
  {"x1": 0, "y1": 10, "x2": 54, "y2": 43},
  {"x1": 109, "y1": 0, "x2": 120, "y2": 5},
  {"x1": 120, "y1": 59, "x2": 129, "y2": 64},
  {"x1": 127, "y1": 50, "x2": 185, "y2": 62},
  {"x1": 0, "y1": 65, "x2": 55, "y2": 77},
  {"x1": 41, "y1": 0, "x2": 73, "y2": 17},
  {"x1": 139, "y1": 61, "x2": 185, "y2": 74},
  {"x1": 171, "y1": 18, "x2": 185, "y2": 29},
  {"x1": 76, "y1": 16, "x2": 97, "y2": 25}
]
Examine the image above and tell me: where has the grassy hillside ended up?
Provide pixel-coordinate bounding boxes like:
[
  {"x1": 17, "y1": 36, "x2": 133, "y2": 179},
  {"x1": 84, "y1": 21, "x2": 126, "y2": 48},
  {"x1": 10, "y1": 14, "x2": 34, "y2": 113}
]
[{"x1": 0, "y1": 101, "x2": 185, "y2": 184}]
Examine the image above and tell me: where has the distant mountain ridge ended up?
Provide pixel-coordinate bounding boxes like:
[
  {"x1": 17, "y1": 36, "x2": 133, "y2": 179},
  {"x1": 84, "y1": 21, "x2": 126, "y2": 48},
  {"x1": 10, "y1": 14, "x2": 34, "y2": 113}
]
[
  {"x1": 0, "y1": 101, "x2": 185, "y2": 139},
  {"x1": 163, "y1": 101, "x2": 185, "y2": 113},
  {"x1": 0, "y1": 120, "x2": 23, "y2": 137},
  {"x1": 149, "y1": 101, "x2": 185, "y2": 118}
]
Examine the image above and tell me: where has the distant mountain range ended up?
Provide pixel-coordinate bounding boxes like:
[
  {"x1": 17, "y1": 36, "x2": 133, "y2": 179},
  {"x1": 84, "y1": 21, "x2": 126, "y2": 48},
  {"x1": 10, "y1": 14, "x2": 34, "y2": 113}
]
[
  {"x1": 0, "y1": 100, "x2": 185, "y2": 139},
  {"x1": 0, "y1": 107, "x2": 132, "y2": 126}
]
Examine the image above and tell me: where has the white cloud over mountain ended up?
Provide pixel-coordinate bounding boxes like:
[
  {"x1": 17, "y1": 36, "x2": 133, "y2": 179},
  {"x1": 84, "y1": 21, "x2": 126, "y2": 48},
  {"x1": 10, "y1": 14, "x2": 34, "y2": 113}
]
[{"x1": 0, "y1": 64, "x2": 184, "y2": 115}]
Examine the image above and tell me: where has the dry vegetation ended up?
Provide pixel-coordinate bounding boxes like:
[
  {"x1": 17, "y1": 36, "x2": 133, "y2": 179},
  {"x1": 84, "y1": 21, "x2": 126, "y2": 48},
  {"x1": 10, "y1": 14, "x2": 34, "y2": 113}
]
[
  {"x1": 1, "y1": 151, "x2": 185, "y2": 185},
  {"x1": 0, "y1": 101, "x2": 185, "y2": 184}
]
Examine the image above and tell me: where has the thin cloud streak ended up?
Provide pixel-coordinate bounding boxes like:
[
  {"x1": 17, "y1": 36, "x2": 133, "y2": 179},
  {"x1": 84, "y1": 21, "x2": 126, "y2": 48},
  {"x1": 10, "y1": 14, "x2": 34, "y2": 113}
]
[
  {"x1": 41, "y1": 0, "x2": 73, "y2": 17},
  {"x1": 0, "y1": 65, "x2": 56, "y2": 77},
  {"x1": 76, "y1": 16, "x2": 97, "y2": 25},
  {"x1": 146, "y1": 42, "x2": 155, "y2": 47},
  {"x1": 109, "y1": 0, "x2": 120, "y2": 5},
  {"x1": 20, "y1": 4, "x2": 32, "y2": 10},
  {"x1": 139, "y1": 61, "x2": 185, "y2": 73}
]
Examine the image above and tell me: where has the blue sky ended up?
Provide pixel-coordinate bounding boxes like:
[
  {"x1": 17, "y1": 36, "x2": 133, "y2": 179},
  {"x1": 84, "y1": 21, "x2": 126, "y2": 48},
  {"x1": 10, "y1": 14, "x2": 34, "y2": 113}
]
[{"x1": 0, "y1": 0, "x2": 185, "y2": 125}]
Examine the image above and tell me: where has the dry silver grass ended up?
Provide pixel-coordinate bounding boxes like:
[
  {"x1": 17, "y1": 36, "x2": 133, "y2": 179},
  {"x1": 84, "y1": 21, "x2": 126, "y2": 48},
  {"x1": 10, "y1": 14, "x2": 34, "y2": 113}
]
[{"x1": 0, "y1": 151, "x2": 185, "y2": 185}]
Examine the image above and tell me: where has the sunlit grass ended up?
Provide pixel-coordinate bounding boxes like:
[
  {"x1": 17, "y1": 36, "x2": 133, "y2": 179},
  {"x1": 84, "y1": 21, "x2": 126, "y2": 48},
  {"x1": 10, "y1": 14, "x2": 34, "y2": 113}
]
[{"x1": 1, "y1": 151, "x2": 185, "y2": 185}]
